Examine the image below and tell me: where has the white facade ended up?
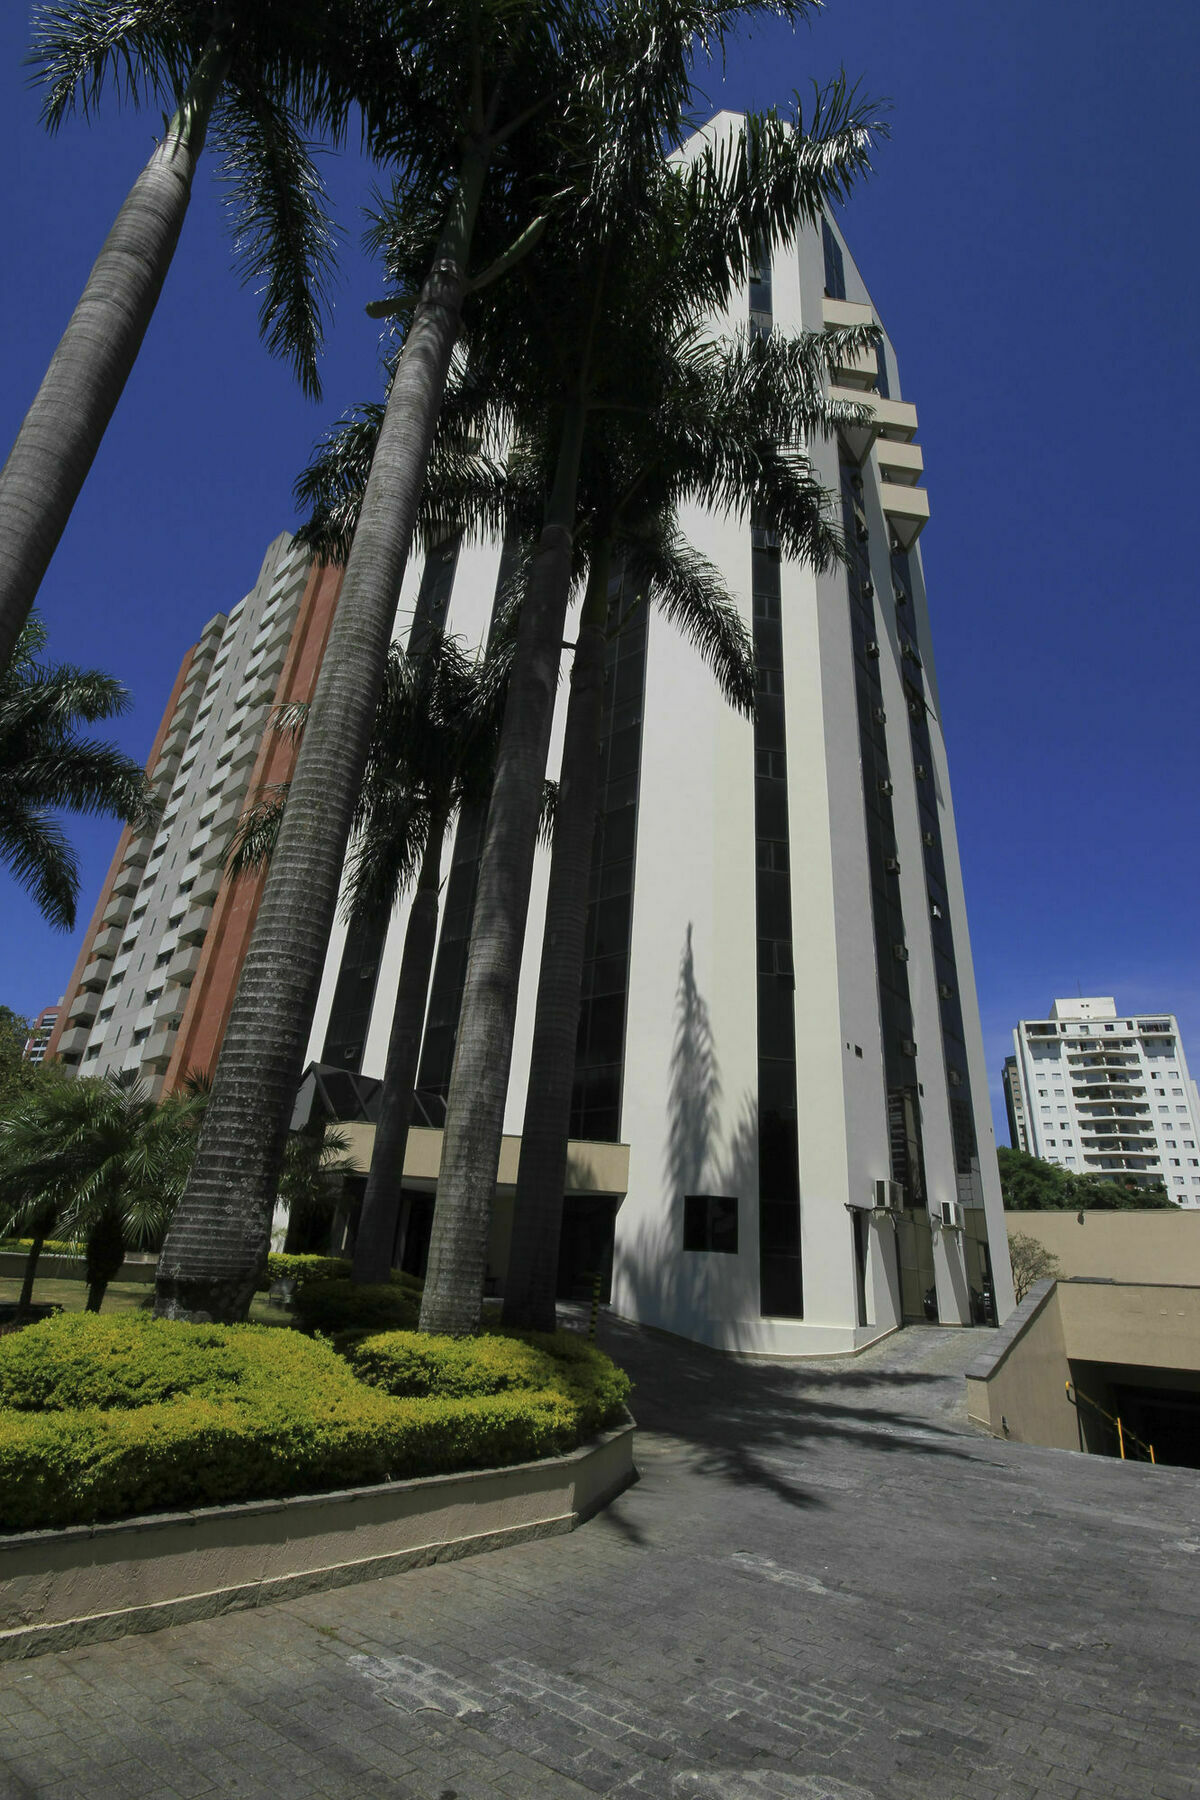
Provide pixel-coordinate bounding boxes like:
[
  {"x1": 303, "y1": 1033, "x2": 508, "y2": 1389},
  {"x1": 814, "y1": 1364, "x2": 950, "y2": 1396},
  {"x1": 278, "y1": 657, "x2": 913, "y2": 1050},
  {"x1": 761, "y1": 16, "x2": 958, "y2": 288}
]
[
  {"x1": 53, "y1": 534, "x2": 312, "y2": 1090},
  {"x1": 306, "y1": 115, "x2": 1016, "y2": 1351},
  {"x1": 1008, "y1": 997, "x2": 1200, "y2": 1206}
]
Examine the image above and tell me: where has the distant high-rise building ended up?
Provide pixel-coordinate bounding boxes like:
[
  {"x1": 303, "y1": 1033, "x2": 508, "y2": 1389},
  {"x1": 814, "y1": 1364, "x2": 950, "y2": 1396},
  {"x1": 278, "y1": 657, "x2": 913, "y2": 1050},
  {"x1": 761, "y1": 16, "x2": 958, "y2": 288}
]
[
  {"x1": 1006, "y1": 998, "x2": 1200, "y2": 1205},
  {"x1": 45, "y1": 535, "x2": 342, "y2": 1093},
  {"x1": 301, "y1": 116, "x2": 1016, "y2": 1351},
  {"x1": 21, "y1": 1003, "x2": 60, "y2": 1064},
  {"x1": 1002, "y1": 1054, "x2": 1029, "y2": 1153}
]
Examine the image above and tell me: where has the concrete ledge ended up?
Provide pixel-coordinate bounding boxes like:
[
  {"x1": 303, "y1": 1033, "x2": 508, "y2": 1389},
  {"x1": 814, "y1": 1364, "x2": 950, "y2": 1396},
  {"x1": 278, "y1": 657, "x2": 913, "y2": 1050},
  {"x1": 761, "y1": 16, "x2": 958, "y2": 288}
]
[
  {"x1": 965, "y1": 1279, "x2": 1056, "y2": 1384},
  {"x1": 0, "y1": 1413, "x2": 636, "y2": 1662}
]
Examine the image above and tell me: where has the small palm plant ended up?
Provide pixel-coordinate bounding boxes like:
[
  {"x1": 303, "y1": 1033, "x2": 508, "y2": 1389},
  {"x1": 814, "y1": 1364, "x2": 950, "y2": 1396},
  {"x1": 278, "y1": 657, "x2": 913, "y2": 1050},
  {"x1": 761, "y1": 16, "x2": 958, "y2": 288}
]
[
  {"x1": 0, "y1": 1070, "x2": 200, "y2": 1311},
  {"x1": 0, "y1": 612, "x2": 149, "y2": 929}
]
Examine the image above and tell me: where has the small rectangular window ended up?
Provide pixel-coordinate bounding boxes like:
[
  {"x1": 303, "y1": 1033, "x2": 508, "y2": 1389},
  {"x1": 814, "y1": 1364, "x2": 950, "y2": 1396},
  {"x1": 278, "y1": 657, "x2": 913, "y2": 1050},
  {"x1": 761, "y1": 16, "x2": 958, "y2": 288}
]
[{"x1": 683, "y1": 1195, "x2": 739, "y2": 1255}]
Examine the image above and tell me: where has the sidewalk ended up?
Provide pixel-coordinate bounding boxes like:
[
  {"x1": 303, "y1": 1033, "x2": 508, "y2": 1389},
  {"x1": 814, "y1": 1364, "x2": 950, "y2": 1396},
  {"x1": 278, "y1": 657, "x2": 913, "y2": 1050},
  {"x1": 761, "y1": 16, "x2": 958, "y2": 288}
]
[{"x1": 1, "y1": 1316, "x2": 1196, "y2": 1800}]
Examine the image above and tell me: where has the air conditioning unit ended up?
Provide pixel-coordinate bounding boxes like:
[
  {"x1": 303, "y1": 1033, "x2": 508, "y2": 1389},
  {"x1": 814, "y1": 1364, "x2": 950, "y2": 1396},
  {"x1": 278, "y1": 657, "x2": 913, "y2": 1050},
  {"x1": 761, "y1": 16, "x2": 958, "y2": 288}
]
[
  {"x1": 923, "y1": 831, "x2": 935, "y2": 848},
  {"x1": 893, "y1": 943, "x2": 909, "y2": 962},
  {"x1": 879, "y1": 778, "x2": 894, "y2": 795},
  {"x1": 937, "y1": 1200, "x2": 963, "y2": 1230},
  {"x1": 884, "y1": 856, "x2": 901, "y2": 874},
  {"x1": 865, "y1": 639, "x2": 880, "y2": 658},
  {"x1": 873, "y1": 1179, "x2": 904, "y2": 1211},
  {"x1": 930, "y1": 902, "x2": 943, "y2": 919},
  {"x1": 874, "y1": 706, "x2": 887, "y2": 724},
  {"x1": 900, "y1": 1037, "x2": 918, "y2": 1057},
  {"x1": 861, "y1": 578, "x2": 874, "y2": 599},
  {"x1": 938, "y1": 982, "x2": 955, "y2": 1000}
]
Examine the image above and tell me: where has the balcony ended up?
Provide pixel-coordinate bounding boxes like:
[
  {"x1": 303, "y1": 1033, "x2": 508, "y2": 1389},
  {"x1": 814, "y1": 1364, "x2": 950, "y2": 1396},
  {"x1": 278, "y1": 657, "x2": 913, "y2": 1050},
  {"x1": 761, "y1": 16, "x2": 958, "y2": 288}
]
[
  {"x1": 90, "y1": 925, "x2": 123, "y2": 961},
  {"x1": 177, "y1": 903, "x2": 214, "y2": 946},
  {"x1": 227, "y1": 732, "x2": 261, "y2": 776},
  {"x1": 140, "y1": 1029, "x2": 176, "y2": 1070},
  {"x1": 828, "y1": 385, "x2": 919, "y2": 464},
  {"x1": 78, "y1": 958, "x2": 112, "y2": 993},
  {"x1": 109, "y1": 863, "x2": 142, "y2": 899},
  {"x1": 56, "y1": 1027, "x2": 91, "y2": 1059},
  {"x1": 66, "y1": 992, "x2": 97, "y2": 1026},
  {"x1": 188, "y1": 868, "x2": 223, "y2": 908},
  {"x1": 881, "y1": 482, "x2": 930, "y2": 549},
  {"x1": 101, "y1": 893, "x2": 133, "y2": 928},
  {"x1": 875, "y1": 438, "x2": 924, "y2": 486},
  {"x1": 166, "y1": 944, "x2": 203, "y2": 987}
]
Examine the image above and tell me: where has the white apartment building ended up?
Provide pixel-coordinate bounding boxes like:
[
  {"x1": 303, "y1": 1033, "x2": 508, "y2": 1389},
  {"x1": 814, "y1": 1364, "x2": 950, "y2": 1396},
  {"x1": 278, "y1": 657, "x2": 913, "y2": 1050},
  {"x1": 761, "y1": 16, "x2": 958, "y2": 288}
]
[
  {"x1": 302, "y1": 115, "x2": 1016, "y2": 1352},
  {"x1": 1007, "y1": 997, "x2": 1200, "y2": 1206},
  {"x1": 48, "y1": 535, "x2": 315, "y2": 1091}
]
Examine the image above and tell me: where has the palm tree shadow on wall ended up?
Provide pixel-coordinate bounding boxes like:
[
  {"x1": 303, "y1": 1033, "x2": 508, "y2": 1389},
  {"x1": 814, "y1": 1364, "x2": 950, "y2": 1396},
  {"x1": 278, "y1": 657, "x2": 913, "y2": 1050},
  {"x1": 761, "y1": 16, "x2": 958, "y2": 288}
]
[{"x1": 614, "y1": 924, "x2": 759, "y2": 1333}]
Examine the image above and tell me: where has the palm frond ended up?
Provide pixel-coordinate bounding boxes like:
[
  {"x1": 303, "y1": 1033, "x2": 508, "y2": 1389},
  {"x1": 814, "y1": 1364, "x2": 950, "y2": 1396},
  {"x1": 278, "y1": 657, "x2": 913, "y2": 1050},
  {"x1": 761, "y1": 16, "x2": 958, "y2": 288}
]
[
  {"x1": 225, "y1": 788, "x2": 289, "y2": 879},
  {"x1": 213, "y1": 79, "x2": 339, "y2": 399},
  {"x1": 0, "y1": 807, "x2": 77, "y2": 930},
  {"x1": 625, "y1": 532, "x2": 756, "y2": 715},
  {"x1": 29, "y1": 0, "x2": 188, "y2": 128}
]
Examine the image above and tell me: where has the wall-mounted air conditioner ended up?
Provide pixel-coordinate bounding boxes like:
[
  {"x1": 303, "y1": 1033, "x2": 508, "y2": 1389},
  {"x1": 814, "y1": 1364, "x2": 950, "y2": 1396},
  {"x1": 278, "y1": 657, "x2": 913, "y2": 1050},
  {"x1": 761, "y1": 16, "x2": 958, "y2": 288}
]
[
  {"x1": 873, "y1": 1179, "x2": 904, "y2": 1211},
  {"x1": 937, "y1": 1200, "x2": 963, "y2": 1229}
]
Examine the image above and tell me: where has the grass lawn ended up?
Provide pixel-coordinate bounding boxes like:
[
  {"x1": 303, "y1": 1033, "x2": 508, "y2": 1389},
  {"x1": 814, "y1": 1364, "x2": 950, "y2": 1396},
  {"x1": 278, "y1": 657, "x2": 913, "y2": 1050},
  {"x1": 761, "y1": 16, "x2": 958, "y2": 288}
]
[{"x1": 0, "y1": 1275, "x2": 294, "y2": 1326}]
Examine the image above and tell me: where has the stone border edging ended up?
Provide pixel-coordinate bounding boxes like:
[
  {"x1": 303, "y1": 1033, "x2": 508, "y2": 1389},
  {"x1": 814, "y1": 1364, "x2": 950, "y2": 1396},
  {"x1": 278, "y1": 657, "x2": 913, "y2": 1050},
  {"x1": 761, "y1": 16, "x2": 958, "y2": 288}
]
[{"x1": 0, "y1": 1412, "x2": 636, "y2": 1662}]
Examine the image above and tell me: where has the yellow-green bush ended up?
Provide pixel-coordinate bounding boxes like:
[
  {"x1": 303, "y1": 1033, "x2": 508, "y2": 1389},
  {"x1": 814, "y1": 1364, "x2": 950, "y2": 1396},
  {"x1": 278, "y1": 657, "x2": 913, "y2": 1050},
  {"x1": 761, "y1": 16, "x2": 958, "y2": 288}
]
[
  {"x1": 0, "y1": 1314, "x2": 623, "y2": 1532},
  {"x1": 349, "y1": 1329, "x2": 631, "y2": 1435}
]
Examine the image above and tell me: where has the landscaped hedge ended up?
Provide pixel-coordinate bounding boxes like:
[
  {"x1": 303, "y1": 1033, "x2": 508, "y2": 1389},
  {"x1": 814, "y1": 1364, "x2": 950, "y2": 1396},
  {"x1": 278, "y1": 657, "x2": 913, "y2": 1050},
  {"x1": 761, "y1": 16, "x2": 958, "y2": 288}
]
[
  {"x1": 289, "y1": 1275, "x2": 422, "y2": 1338},
  {"x1": 256, "y1": 1253, "x2": 352, "y2": 1290},
  {"x1": 349, "y1": 1330, "x2": 630, "y2": 1435},
  {"x1": 0, "y1": 1313, "x2": 628, "y2": 1531}
]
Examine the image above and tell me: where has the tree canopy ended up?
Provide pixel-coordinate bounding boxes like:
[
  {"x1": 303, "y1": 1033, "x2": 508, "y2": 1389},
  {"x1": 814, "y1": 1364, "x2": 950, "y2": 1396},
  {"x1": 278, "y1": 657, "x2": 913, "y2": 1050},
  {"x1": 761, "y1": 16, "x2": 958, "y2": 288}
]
[{"x1": 997, "y1": 1146, "x2": 1177, "y2": 1211}]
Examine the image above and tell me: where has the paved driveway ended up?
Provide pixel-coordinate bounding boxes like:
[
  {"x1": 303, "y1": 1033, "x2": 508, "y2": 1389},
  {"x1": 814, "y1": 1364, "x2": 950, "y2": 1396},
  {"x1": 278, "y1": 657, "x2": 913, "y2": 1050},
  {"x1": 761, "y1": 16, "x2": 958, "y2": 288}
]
[{"x1": 1, "y1": 1318, "x2": 1197, "y2": 1800}]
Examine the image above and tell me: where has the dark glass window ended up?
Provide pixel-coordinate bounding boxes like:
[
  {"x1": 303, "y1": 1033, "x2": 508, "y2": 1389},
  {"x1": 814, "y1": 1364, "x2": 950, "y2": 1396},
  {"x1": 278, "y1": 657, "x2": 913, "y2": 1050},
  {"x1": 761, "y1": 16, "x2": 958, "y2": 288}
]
[
  {"x1": 683, "y1": 1195, "x2": 739, "y2": 1254},
  {"x1": 822, "y1": 217, "x2": 846, "y2": 300},
  {"x1": 569, "y1": 567, "x2": 647, "y2": 1143}
]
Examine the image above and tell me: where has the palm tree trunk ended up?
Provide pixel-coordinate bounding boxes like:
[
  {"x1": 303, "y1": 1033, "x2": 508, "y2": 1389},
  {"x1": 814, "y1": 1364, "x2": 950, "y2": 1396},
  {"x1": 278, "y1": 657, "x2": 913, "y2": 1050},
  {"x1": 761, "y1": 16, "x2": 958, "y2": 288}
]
[
  {"x1": 351, "y1": 807, "x2": 449, "y2": 1285},
  {"x1": 84, "y1": 1209, "x2": 125, "y2": 1314},
  {"x1": 418, "y1": 401, "x2": 588, "y2": 1336},
  {"x1": 0, "y1": 27, "x2": 233, "y2": 677},
  {"x1": 155, "y1": 152, "x2": 489, "y2": 1323},
  {"x1": 502, "y1": 541, "x2": 612, "y2": 1330},
  {"x1": 17, "y1": 1233, "x2": 45, "y2": 1315}
]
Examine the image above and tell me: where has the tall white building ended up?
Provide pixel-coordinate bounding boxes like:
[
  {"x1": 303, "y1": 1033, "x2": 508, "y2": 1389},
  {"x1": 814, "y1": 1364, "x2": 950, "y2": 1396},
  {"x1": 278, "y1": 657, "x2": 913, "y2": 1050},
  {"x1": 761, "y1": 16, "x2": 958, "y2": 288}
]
[
  {"x1": 303, "y1": 115, "x2": 1016, "y2": 1352},
  {"x1": 1007, "y1": 997, "x2": 1200, "y2": 1206}
]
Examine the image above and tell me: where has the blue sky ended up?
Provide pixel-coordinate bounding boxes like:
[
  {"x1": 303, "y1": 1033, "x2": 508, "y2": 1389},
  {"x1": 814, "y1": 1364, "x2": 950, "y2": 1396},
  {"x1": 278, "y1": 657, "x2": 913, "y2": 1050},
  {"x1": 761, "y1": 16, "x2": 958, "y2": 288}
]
[{"x1": 2, "y1": 1, "x2": 1198, "y2": 1141}]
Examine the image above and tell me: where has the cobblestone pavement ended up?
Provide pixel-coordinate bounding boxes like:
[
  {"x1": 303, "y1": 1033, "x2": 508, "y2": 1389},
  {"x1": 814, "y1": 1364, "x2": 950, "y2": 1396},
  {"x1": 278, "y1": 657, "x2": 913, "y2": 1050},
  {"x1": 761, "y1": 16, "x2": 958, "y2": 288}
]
[{"x1": 2, "y1": 1317, "x2": 1198, "y2": 1800}]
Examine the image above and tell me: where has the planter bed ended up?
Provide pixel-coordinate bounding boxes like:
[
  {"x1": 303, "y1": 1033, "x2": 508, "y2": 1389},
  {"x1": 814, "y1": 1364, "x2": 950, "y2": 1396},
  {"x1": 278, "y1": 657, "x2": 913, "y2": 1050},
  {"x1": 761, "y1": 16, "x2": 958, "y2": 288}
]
[{"x1": 0, "y1": 1410, "x2": 636, "y2": 1661}]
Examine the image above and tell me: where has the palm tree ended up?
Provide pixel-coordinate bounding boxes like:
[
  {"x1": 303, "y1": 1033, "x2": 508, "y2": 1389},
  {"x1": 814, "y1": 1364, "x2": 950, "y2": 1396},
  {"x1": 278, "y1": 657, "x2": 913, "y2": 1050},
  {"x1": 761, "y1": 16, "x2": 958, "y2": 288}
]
[
  {"x1": 155, "y1": 0, "x2": 816, "y2": 1323},
  {"x1": 0, "y1": 0, "x2": 368, "y2": 676},
  {"x1": 0, "y1": 612, "x2": 149, "y2": 929},
  {"x1": 420, "y1": 102, "x2": 880, "y2": 1334},
  {"x1": 0, "y1": 1070, "x2": 199, "y2": 1310},
  {"x1": 502, "y1": 325, "x2": 873, "y2": 1329}
]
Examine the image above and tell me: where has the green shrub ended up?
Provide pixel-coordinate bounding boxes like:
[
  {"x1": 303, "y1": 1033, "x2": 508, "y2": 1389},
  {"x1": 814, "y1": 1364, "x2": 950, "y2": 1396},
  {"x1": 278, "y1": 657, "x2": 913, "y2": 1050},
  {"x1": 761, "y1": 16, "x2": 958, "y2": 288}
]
[
  {"x1": 0, "y1": 1314, "x2": 595, "y2": 1531},
  {"x1": 255, "y1": 1254, "x2": 425, "y2": 1294},
  {"x1": 350, "y1": 1329, "x2": 630, "y2": 1435},
  {"x1": 256, "y1": 1253, "x2": 350, "y2": 1292},
  {"x1": 290, "y1": 1278, "x2": 422, "y2": 1337}
]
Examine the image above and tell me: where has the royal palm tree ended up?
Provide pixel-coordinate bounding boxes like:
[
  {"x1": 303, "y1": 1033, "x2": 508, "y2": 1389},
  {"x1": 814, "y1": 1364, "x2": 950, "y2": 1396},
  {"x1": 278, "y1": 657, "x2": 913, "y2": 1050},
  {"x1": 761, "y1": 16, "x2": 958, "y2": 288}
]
[
  {"x1": 0, "y1": 612, "x2": 149, "y2": 929},
  {"x1": 225, "y1": 635, "x2": 512, "y2": 1287},
  {"x1": 419, "y1": 102, "x2": 880, "y2": 1334},
  {"x1": 156, "y1": 0, "x2": 822, "y2": 1322},
  {"x1": 502, "y1": 324, "x2": 874, "y2": 1328},
  {"x1": 0, "y1": 1070, "x2": 200, "y2": 1310},
  {"x1": 0, "y1": 0, "x2": 372, "y2": 675}
]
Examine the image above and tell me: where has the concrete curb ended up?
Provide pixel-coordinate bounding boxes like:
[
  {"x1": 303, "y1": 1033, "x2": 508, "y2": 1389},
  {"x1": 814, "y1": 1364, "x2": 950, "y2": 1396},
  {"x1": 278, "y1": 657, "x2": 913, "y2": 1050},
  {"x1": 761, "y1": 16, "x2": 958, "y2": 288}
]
[{"x1": 0, "y1": 1413, "x2": 637, "y2": 1662}]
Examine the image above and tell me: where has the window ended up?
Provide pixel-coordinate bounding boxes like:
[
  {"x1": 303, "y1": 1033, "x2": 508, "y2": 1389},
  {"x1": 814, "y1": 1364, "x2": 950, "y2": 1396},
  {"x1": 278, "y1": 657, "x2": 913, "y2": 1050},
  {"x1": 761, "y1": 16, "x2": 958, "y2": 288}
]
[
  {"x1": 131, "y1": 1028, "x2": 149, "y2": 1046},
  {"x1": 84, "y1": 1045, "x2": 101, "y2": 1062},
  {"x1": 97, "y1": 1008, "x2": 113, "y2": 1024},
  {"x1": 1173, "y1": 1088, "x2": 1184, "y2": 1096},
  {"x1": 154, "y1": 950, "x2": 172, "y2": 968},
  {"x1": 683, "y1": 1195, "x2": 739, "y2": 1254}
]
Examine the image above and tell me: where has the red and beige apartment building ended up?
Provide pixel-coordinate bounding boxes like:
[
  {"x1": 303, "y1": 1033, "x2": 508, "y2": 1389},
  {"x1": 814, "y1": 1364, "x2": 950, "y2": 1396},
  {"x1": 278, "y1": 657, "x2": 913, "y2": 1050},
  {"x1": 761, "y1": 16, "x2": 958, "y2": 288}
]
[{"x1": 44, "y1": 534, "x2": 341, "y2": 1094}]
